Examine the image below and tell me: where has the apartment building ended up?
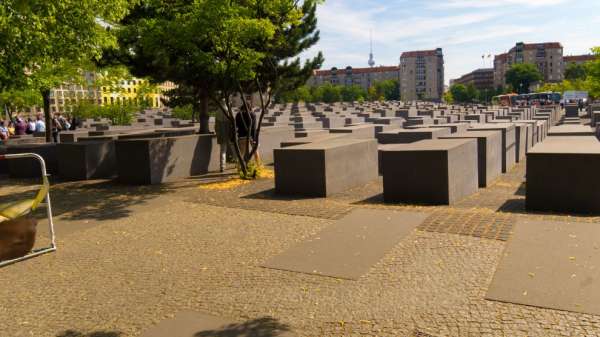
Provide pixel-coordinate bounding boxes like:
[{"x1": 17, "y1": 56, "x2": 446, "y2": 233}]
[
  {"x1": 100, "y1": 79, "x2": 176, "y2": 108},
  {"x1": 493, "y1": 42, "x2": 564, "y2": 89},
  {"x1": 400, "y1": 48, "x2": 444, "y2": 101},
  {"x1": 308, "y1": 66, "x2": 400, "y2": 92},
  {"x1": 451, "y1": 68, "x2": 494, "y2": 91},
  {"x1": 564, "y1": 54, "x2": 597, "y2": 66},
  {"x1": 48, "y1": 71, "x2": 102, "y2": 114}
]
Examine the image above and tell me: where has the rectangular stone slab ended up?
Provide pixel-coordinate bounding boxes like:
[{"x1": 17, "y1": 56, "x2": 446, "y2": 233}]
[
  {"x1": 263, "y1": 209, "x2": 429, "y2": 280},
  {"x1": 486, "y1": 220, "x2": 600, "y2": 316},
  {"x1": 439, "y1": 131, "x2": 502, "y2": 188},
  {"x1": 381, "y1": 139, "x2": 479, "y2": 205},
  {"x1": 141, "y1": 311, "x2": 295, "y2": 337}
]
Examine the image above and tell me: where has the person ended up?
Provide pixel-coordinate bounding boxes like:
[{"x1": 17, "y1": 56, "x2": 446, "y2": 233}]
[
  {"x1": 14, "y1": 117, "x2": 26, "y2": 136},
  {"x1": 51, "y1": 114, "x2": 62, "y2": 143},
  {"x1": 7, "y1": 121, "x2": 15, "y2": 137},
  {"x1": 234, "y1": 100, "x2": 261, "y2": 165},
  {"x1": 26, "y1": 118, "x2": 36, "y2": 134},
  {"x1": 0, "y1": 120, "x2": 9, "y2": 141},
  {"x1": 215, "y1": 110, "x2": 231, "y2": 172},
  {"x1": 69, "y1": 116, "x2": 80, "y2": 130},
  {"x1": 35, "y1": 115, "x2": 46, "y2": 133}
]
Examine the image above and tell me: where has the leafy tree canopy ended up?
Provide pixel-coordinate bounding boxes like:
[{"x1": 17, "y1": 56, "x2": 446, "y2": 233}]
[{"x1": 505, "y1": 63, "x2": 542, "y2": 94}]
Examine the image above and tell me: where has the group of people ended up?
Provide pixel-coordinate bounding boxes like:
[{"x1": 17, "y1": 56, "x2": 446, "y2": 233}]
[
  {"x1": 0, "y1": 116, "x2": 46, "y2": 141},
  {"x1": 0, "y1": 113, "x2": 80, "y2": 142}
]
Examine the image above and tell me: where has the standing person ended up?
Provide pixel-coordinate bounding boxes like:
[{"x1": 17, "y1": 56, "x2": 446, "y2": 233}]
[
  {"x1": 215, "y1": 109, "x2": 231, "y2": 173},
  {"x1": 14, "y1": 117, "x2": 26, "y2": 135},
  {"x1": 26, "y1": 118, "x2": 36, "y2": 134},
  {"x1": 35, "y1": 115, "x2": 46, "y2": 133},
  {"x1": 0, "y1": 120, "x2": 9, "y2": 141},
  {"x1": 7, "y1": 120, "x2": 15, "y2": 137},
  {"x1": 234, "y1": 99, "x2": 260, "y2": 165},
  {"x1": 51, "y1": 114, "x2": 62, "y2": 143}
]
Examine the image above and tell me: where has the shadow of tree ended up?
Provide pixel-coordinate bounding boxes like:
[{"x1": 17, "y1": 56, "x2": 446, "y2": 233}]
[
  {"x1": 195, "y1": 317, "x2": 291, "y2": 337},
  {"x1": 56, "y1": 330, "x2": 121, "y2": 337},
  {"x1": 0, "y1": 179, "x2": 176, "y2": 222}
]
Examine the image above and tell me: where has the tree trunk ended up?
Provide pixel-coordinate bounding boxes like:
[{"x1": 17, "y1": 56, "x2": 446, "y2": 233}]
[
  {"x1": 41, "y1": 89, "x2": 52, "y2": 142},
  {"x1": 198, "y1": 91, "x2": 210, "y2": 134}
]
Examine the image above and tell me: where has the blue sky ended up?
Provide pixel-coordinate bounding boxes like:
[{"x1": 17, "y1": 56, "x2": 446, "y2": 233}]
[{"x1": 302, "y1": 0, "x2": 600, "y2": 84}]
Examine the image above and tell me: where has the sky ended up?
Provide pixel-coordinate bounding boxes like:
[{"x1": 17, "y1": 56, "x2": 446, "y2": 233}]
[{"x1": 301, "y1": 0, "x2": 600, "y2": 84}]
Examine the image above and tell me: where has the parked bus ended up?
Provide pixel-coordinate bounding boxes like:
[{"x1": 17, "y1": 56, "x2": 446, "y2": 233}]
[{"x1": 492, "y1": 93, "x2": 518, "y2": 107}]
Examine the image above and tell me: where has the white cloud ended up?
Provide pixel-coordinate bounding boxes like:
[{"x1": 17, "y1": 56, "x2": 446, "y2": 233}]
[{"x1": 430, "y1": 0, "x2": 570, "y2": 9}]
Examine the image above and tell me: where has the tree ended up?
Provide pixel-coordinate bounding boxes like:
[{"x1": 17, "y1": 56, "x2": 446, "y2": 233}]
[
  {"x1": 340, "y1": 85, "x2": 366, "y2": 102},
  {"x1": 111, "y1": 0, "x2": 323, "y2": 177},
  {"x1": 372, "y1": 80, "x2": 400, "y2": 101},
  {"x1": 584, "y1": 47, "x2": 600, "y2": 99},
  {"x1": 0, "y1": 0, "x2": 132, "y2": 141},
  {"x1": 443, "y1": 90, "x2": 454, "y2": 103},
  {"x1": 320, "y1": 84, "x2": 342, "y2": 103},
  {"x1": 449, "y1": 84, "x2": 469, "y2": 103},
  {"x1": 465, "y1": 84, "x2": 479, "y2": 102},
  {"x1": 0, "y1": 89, "x2": 42, "y2": 119},
  {"x1": 565, "y1": 63, "x2": 587, "y2": 81},
  {"x1": 505, "y1": 63, "x2": 543, "y2": 94}
]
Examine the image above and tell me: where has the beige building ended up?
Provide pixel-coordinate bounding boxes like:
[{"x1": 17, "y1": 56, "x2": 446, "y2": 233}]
[
  {"x1": 400, "y1": 48, "x2": 444, "y2": 101},
  {"x1": 493, "y1": 42, "x2": 564, "y2": 89},
  {"x1": 451, "y1": 68, "x2": 494, "y2": 91},
  {"x1": 564, "y1": 54, "x2": 597, "y2": 66},
  {"x1": 308, "y1": 66, "x2": 400, "y2": 92},
  {"x1": 48, "y1": 71, "x2": 102, "y2": 114}
]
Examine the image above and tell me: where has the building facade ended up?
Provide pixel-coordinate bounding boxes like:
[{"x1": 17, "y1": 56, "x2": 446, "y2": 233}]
[
  {"x1": 451, "y1": 68, "x2": 494, "y2": 91},
  {"x1": 493, "y1": 42, "x2": 564, "y2": 89},
  {"x1": 564, "y1": 54, "x2": 597, "y2": 66},
  {"x1": 48, "y1": 71, "x2": 102, "y2": 114},
  {"x1": 308, "y1": 66, "x2": 400, "y2": 92},
  {"x1": 100, "y1": 79, "x2": 176, "y2": 109},
  {"x1": 400, "y1": 48, "x2": 444, "y2": 101}
]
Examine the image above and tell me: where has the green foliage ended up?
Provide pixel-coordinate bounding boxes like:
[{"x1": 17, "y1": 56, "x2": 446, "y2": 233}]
[
  {"x1": 171, "y1": 104, "x2": 194, "y2": 120},
  {"x1": 111, "y1": 0, "x2": 324, "y2": 176},
  {"x1": 371, "y1": 80, "x2": 400, "y2": 101},
  {"x1": 443, "y1": 90, "x2": 454, "y2": 103},
  {"x1": 565, "y1": 63, "x2": 587, "y2": 81},
  {"x1": 0, "y1": 89, "x2": 42, "y2": 114},
  {"x1": 505, "y1": 63, "x2": 543, "y2": 94},
  {"x1": 71, "y1": 101, "x2": 137, "y2": 125},
  {"x1": 449, "y1": 84, "x2": 470, "y2": 103},
  {"x1": 340, "y1": 85, "x2": 367, "y2": 102},
  {"x1": 535, "y1": 48, "x2": 600, "y2": 99},
  {"x1": 584, "y1": 47, "x2": 600, "y2": 99},
  {"x1": 318, "y1": 83, "x2": 342, "y2": 103}
]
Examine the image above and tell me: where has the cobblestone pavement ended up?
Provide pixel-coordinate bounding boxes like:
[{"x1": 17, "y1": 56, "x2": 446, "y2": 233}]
[{"x1": 1, "y1": 161, "x2": 600, "y2": 336}]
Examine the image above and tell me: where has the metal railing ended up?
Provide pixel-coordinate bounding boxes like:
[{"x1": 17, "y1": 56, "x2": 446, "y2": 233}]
[{"x1": 0, "y1": 153, "x2": 57, "y2": 268}]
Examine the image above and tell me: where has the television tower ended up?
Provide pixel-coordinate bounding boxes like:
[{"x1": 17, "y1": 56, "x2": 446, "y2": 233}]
[{"x1": 368, "y1": 30, "x2": 375, "y2": 68}]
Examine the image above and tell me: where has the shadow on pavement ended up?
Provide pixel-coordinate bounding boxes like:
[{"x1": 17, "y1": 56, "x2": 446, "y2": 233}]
[
  {"x1": 195, "y1": 317, "x2": 291, "y2": 337},
  {"x1": 56, "y1": 330, "x2": 121, "y2": 337}
]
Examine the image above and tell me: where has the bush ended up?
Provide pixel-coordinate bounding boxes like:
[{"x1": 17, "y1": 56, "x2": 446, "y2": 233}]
[{"x1": 171, "y1": 104, "x2": 194, "y2": 120}]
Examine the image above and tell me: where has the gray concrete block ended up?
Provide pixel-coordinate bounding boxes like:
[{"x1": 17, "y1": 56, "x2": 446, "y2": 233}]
[
  {"x1": 468, "y1": 123, "x2": 516, "y2": 173},
  {"x1": 116, "y1": 134, "x2": 220, "y2": 185},
  {"x1": 57, "y1": 141, "x2": 117, "y2": 181},
  {"x1": 6, "y1": 143, "x2": 59, "y2": 178},
  {"x1": 377, "y1": 128, "x2": 450, "y2": 144},
  {"x1": 381, "y1": 139, "x2": 479, "y2": 205},
  {"x1": 329, "y1": 124, "x2": 376, "y2": 139},
  {"x1": 274, "y1": 138, "x2": 378, "y2": 197},
  {"x1": 439, "y1": 131, "x2": 502, "y2": 187},
  {"x1": 526, "y1": 137, "x2": 600, "y2": 213}
]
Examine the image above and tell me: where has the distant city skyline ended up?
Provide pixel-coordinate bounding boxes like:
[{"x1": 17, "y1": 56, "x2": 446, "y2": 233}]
[{"x1": 301, "y1": 0, "x2": 600, "y2": 84}]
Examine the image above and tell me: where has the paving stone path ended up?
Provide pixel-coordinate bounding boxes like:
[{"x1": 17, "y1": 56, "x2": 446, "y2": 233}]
[{"x1": 2, "y1": 161, "x2": 600, "y2": 337}]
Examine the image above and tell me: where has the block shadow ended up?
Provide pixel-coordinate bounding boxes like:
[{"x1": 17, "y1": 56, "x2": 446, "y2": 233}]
[
  {"x1": 56, "y1": 330, "x2": 121, "y2": 337},
  {"x1": 194, "y1": 317, "x2": 291, "y2": 337}
]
